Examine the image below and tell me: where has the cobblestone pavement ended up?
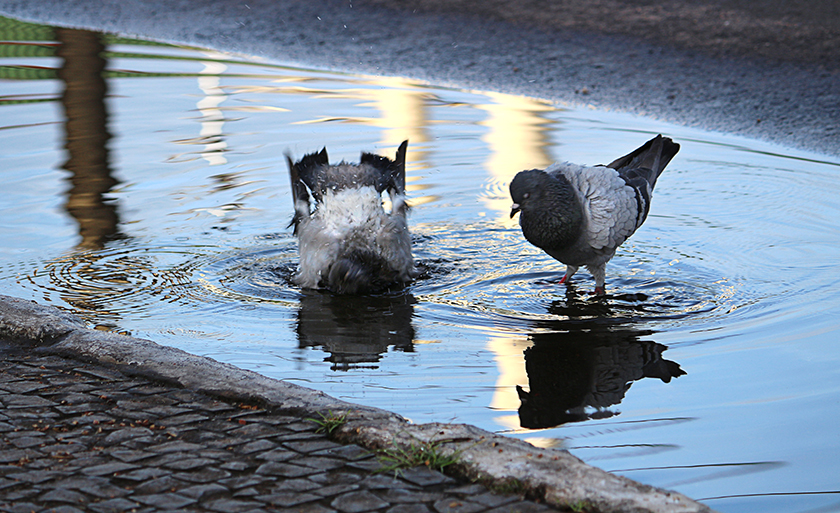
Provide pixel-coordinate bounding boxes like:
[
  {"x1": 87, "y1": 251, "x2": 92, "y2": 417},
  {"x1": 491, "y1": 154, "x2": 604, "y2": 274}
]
[{"x1": 0, "y1": 347, "x2": 560, "y2": 513}]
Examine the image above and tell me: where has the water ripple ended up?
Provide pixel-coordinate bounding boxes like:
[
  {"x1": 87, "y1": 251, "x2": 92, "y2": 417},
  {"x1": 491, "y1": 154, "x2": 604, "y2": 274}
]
[
  {"x1": 410, "y1": 222, "x2": 737, "y2": 334},
  {"x1": 24, "y1": 247, "x2": 197, "y2": 323}
]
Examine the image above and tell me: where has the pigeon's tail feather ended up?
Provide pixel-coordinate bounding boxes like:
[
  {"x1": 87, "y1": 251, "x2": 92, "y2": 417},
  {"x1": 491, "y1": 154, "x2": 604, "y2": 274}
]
[
  {"x1": 642, "y1": 357, "x2": 687, "y2": 383},
  {"x1": 390, "y1": 140, "x2": 408, "y2": 196},
  {"x1": 323, "y1": 250, "x2": 399, "y2": 295},
  {"x1": 607, "y1": 134, "x2": 680, "y2": 191},
  {"x1": 609, "y1": 135, "x2": 680, "y2": 231}
]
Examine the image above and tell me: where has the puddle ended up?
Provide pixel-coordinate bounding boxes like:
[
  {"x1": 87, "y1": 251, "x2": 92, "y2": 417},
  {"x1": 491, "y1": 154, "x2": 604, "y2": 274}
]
[{"x1": 2, "y1": 16, "x2": 840, "y2": 512}]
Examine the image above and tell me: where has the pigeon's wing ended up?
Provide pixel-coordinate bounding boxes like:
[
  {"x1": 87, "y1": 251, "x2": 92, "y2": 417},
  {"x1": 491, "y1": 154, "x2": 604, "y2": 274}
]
[
  {"x1": 605, "y1": 135, "x2": 680, "y2": 226},
  {"x1": 549, "y1": 164, "x2": 640, "y2": 251},
  {"x1": 387, "y1": 140, "x2": 408, "y2": 216},
  {"x1": 286, "y1": 152, "x2": 320, "y2": 235},
  {"x1": 388, "y1": 140, "x2": 408, "y2": 197},
  {"x1": 360, "y1": 140, "x2": 408, "y2": 195},
  {"x1": 360, "y1": 140, "x2": 409, "y2": 216},
  {"x1": 291, "y1": 147, "x2": 330, "y2": 203}
]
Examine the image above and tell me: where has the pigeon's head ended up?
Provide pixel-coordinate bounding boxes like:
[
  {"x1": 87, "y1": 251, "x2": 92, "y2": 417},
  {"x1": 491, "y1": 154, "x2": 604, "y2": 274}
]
[{"x1": 510, "y1": 169, "x2": 556, "y2": 218}]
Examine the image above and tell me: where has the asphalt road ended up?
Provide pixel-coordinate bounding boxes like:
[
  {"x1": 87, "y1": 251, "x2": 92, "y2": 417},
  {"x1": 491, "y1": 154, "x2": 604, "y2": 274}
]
[{"x1": 0, "y1": 0, "x2": 838, "y2": 157}]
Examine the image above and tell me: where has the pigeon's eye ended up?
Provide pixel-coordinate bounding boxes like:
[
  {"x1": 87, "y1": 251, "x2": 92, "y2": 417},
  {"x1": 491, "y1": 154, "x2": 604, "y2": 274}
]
[{"x1": 522, "y1": 193, "x2": 530, "y2": 199}]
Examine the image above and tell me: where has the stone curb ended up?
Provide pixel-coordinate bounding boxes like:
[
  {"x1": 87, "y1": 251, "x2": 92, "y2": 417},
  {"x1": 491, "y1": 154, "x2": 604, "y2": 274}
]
[{"x1": 0, "y1": 295, "x2": 713, "y2": 513}]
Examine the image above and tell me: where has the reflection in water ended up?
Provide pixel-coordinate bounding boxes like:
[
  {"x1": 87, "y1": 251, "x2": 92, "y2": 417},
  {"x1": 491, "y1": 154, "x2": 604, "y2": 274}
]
[
  {"x1": 369, "y1": 76, "x2": 430, "y2": 163},
  {"x1": 478, "y1": 92, "x2": 554, "y2": 226},
  {"x1": 55, "y1": 27, "x2": 121, "y2": 249},
  {"x1": 32, "y1": 246, "x2": 200, "y2": 330},
  {"x1": 517, "y1": 296, "x2": 685, "y2": 429},
  {"x1": 296, "y1": 292, "x2": 416, "y2": 371},
  {"x1": 195, "y1": 54, "x2": 228, "y2": 166},
  {"x1": 53, "y1": 27, "x2": 126, "y2": 328}
]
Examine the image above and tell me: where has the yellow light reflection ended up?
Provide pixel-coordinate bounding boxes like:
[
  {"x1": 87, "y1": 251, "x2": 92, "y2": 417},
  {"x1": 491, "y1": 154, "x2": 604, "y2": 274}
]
[
  {"x1": 476, "y1": 92, "x2": 558, "y2": 435},
  {"x1": 476, "y1": 92, "x2": 555, "y2": 226},
  {"x1": 487, "y1": 333, "x2": 533, "y2": 432},
  {"x1": 524, "y1": 437, "x2": 567, "y2": 450},
  {"x1": 363, "y1": 76, "x2": 428, "y2": 148},
  {"x1": 362, "y1": 76, "x2": 436, "y2": 208}
]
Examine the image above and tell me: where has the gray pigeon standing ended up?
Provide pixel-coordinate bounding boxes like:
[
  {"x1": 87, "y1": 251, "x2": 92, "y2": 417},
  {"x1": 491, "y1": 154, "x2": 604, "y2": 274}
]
[
  {"x1": 287, "y1": 140, "x2": 415, "y2": 294},
  {"x1": 509, "y1": 135, "x2": 680, "y2": 294}
]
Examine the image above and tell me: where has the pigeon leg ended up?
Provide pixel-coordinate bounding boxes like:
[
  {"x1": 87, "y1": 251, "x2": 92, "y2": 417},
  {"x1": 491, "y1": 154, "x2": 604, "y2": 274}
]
[
  {"x1": 559, "y1": 265, "x2": 578, "y2": 285},
  {"x1": 588, "y1": 263, "x2": 607, "y2": 295}
]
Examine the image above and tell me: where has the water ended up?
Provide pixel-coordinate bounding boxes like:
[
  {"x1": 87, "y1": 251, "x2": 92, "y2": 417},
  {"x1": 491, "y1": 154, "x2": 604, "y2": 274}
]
[{"x1": 2, "y1": 17, "x2": 840, "y2": 512}]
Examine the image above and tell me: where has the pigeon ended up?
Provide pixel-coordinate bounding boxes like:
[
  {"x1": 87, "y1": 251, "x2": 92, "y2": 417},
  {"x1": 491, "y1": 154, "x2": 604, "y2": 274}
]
[
  {"x1": 509, "y1": 135, "x2": 680, "y2": 294},
  {"x1": 287, "y1": 140, "x2": 415, "y2": 294}
]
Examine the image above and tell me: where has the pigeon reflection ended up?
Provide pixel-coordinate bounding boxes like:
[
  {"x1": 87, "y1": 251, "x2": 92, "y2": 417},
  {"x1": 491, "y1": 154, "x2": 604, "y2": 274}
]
[
  {"x1": 516, "y1": 295, "x2": 685, "y2": 429},
  {"x1": 296, "y1": 291, "x2": 416, "y2": 371}
]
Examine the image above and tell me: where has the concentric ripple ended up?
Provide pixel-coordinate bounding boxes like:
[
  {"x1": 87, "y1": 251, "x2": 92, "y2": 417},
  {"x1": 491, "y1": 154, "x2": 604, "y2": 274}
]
[
  {"x1": 198, "y1": 243, "x2": 300, "y2": 306},
  {"x1": 19, "y1": 243, "x2": 214, "y2": 327},
  {"x1": 408, "y1": 222, "x2": 738, "y2": 337}
]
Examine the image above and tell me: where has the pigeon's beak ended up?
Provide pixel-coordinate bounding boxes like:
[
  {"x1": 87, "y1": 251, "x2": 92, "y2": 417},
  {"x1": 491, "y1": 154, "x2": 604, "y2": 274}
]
[{"x1": 510, "y1": 203, "x2": 521, "y2": 218}]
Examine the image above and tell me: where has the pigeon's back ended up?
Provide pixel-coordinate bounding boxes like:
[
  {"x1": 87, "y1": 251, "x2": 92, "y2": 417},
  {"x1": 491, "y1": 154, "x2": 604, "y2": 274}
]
[
  {"x1": 546, "y1": 135, "x2": 679, "y2": 258},
  {"x1": 545, "y1": 163, "x2": 638, "y2": 259},
  {"x1": 300, "y1": 162, "x2": 386, "y2": 201}
]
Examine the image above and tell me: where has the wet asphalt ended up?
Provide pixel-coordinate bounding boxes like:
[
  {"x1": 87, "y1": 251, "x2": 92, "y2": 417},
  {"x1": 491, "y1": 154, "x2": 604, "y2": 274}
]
[{"x1": 0, "y1": 0, "x2": 837, "y2": 157}]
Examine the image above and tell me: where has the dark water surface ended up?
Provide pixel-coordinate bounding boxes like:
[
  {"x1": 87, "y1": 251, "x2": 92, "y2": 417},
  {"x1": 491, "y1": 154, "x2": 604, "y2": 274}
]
[{"x1": 2, "y1": 17, "x2": 839, "y2": 512}]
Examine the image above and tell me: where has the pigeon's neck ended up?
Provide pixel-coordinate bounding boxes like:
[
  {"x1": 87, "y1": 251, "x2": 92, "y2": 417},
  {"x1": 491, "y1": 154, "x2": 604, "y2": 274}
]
[{"x1": 522, "y1": 178, "x2": 583, "y2": 250}]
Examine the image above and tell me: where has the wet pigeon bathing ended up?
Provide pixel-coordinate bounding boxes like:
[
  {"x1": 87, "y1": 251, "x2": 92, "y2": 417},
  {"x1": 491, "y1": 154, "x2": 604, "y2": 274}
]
[
  {"x1": 287, "y1": 141, "x2": 415, "y2": 294},
  {"x1": 509, "y1": 135, "x2": 680, "y2": 294}
]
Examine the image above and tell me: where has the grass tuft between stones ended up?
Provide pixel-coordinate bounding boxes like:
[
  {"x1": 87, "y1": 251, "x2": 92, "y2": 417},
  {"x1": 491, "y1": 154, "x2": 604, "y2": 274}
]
[
  {"x1": 307, "y1": 410, "x2": 348, "y2": 435},
  {"x1": 376, "y1": 439, "x2": 461, "y2": 476}
]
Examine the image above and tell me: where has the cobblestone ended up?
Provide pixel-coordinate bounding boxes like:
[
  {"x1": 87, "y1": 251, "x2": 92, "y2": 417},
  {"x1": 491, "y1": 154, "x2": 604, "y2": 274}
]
[{"x1": 0, "y1": 349, "x2": 560, "y2": 512}]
